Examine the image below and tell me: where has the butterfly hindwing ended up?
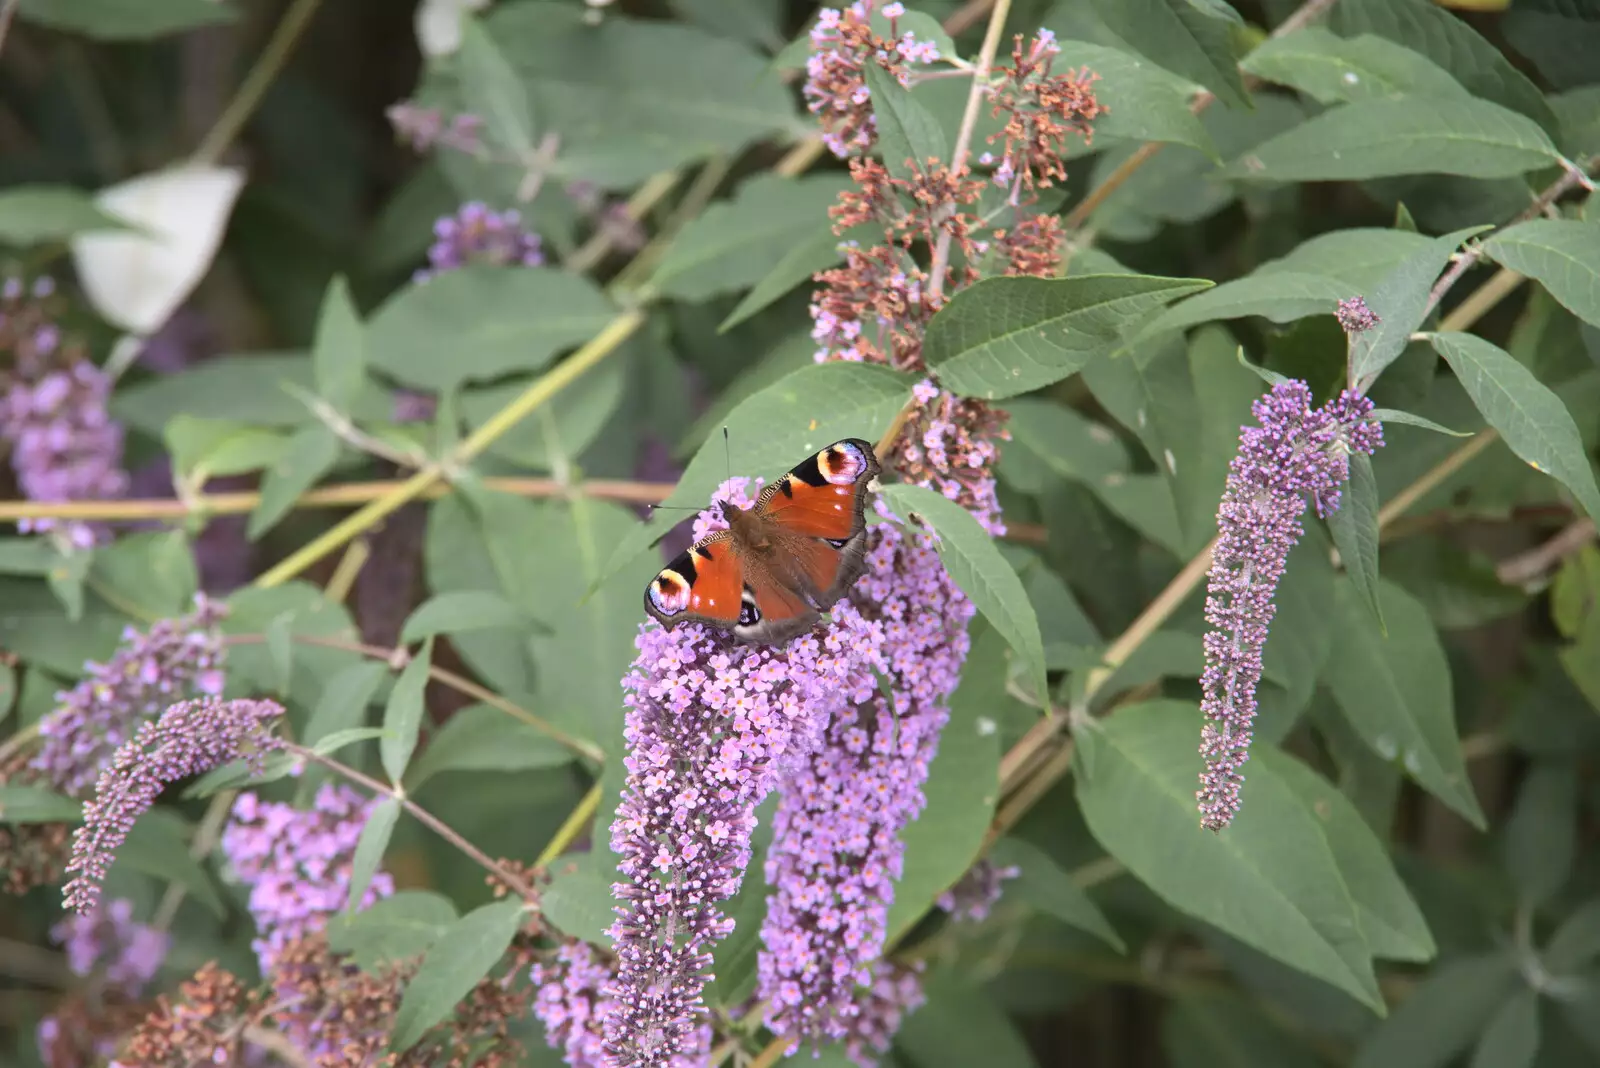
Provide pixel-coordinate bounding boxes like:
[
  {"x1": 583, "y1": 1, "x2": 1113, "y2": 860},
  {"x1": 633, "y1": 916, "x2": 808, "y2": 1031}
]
[{"x1": 643, "y1": 530, "x2": 744, "y2": 630}]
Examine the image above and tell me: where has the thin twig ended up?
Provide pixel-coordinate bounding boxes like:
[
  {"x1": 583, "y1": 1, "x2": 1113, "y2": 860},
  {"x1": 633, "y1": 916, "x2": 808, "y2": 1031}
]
[
  {"x1": 1497, "y1": 518, "x2": 1598, "y2": 587},
  {"x1": 926, "y1": 0, "x2": 1012, "y2": 303},
  {"x1": 284, "y1": 742, "x2": 540, "y2": 902},
  {"x1": 192, "y1": 0, "x2": 325, "y2": 165}
]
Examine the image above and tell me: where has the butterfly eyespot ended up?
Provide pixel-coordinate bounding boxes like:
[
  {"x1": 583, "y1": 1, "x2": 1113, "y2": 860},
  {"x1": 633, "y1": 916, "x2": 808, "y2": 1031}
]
[
  {"x1": 738, "y1": 587, "x2": 761, "y2": 627},
  {"x1": 818, "y1": 440, "x2": 869, "y2": 485},
  {"x1": 648, "y1": 570, "x2": 692, "y2": 616}
]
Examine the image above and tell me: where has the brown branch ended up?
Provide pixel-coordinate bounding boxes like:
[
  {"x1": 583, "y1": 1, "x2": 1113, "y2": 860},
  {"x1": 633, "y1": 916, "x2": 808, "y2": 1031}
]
[{"x1": 1497, "y1": 518, "x2": 1598, "y2": 587}]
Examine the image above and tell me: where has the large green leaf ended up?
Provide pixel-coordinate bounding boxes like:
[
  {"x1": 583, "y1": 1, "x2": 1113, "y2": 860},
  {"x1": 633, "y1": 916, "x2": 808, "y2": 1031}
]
[
  {"x1": 404, "y1": 705, "x2": 573, "y2": 791},
  {"x1": 651, "y1": 175, "x2": 851, "y2": 302},
  {"x1": 115, "y1": 809, "x2": 225, "y2": 918},
  {"x1": 922, "y1": 274, "x2": 1212, "y2": 401},
  {"x1": 990, "y1": 837, "x2": 1124, "y2": 951},
  {"x1": 865, "y1": 62, "x2": 949, "y2": 182},
  {"x1": 1323, "y1": 578, "x2": 1485, "y2": 827},
  {"x1": 1074, "y1": 701, "x2": 1383, "y2": 1011},
  {"x1": 885, "y1": 619, "x2": 1000, "y2": 945},
  {"x1": 1327, "y1": 0, "x2": 1557, "y2": 133},
  {"x1": 897, "y1": 974, "x2": 1039, "y2": 1068},
  {"x1": 310, "y1": 275, "x2": 367, "y2": 412},
  {"x1": 1141, "y1": 271, "x2": 1350, "y2": 337},
  {"x1": 458, "y1": 17, "x2": 537, "y2": 162},
  {"x1": 249, "y1": 425, "x2": 341, "y2": 539},
  {"x1": 1056, "y1": 40, "x2": 1214, "y2": 156},
  {"x1": 390, "y1": 898, "x2": 527, "y2": 1052},
  {"x1": 879, "y1": 484, "x2": 1048, "y2": 709},
  {"x1": 1485, "y1": 220, "x2": 1600, "y2": 331},
  {"x1": 1229, "y1": 97, "x2": 1561, "y2": 182},
  {"x1": 1087, "y1": 0, "x2": 1250, "y2": 110},
  {"x1": 1327, "y1": 453, "x2": 1385, "y2": 633},
  {"x1": 1429, "y1": 332, "x2": 1600, "y2": 527},
  {"x1": 367, "y1": 267, "x2": 616, "y2": 392},
  {"x1": 1349, "y1": 226, "x2": 1492, "y2": 388},
  {"x1": 380, "y1": 638, "x2": 435, "y2": 784},
  {"x1": 460, "y1": 354, "x2": 626, "y2": 471},
  {"x1": 1255, "y1": 228, "x2": 1438, "y2": 291},
  {"x1": 473, "y1": 4, "x2": 799, "y2": 188},
  {"x1": 1351, "y1": 952, "x2": 1518, "y2": 1068},
  {"x1": 113, "y1": 353, "x2": 393, "y2": 433},
  {"x1": 326, "y1": 890, "x2": 458, "y2": 973},
  {"x1": 1242, "y1": 29, "x2": 1469, "y2": 105},
  {"x1": 0, "y1": 186, "x2": 133, "y2": 246},
  {"x1": 346, "y1": 797, "x2": 401, "y2": 914},
  {"x1": 1162, "y1": 991, "x2": 1322, "y2": 1068}
]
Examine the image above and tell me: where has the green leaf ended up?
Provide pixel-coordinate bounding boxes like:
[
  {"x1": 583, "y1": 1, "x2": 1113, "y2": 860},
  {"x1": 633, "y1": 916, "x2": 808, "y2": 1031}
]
[
  {"x1": 302, "y1": 661, "x2": 388, "y2": 748},
  {"x1": 115, "y1": 808, "x2": 225, "y2": 917},
  {"x1": 1470, "y1": 988, "x2": 1540, "y2": 1068},
  {"x1": 248, "y1": 424, "x2": 340, "y2": 539},
  {"x1": 1141, "y1": 271, "x2": 1350, "y2": 338},
  {"x1": 0, "y1": 784, "x2": 82, "y2": 824},
  {"x1": 1369, "y1": 408, "x2": 1472, "y2": 437},
  {"x1": 1230, "y1": 98, "x2": 1562, "y2": 182},
  {"x1": 1429, "y1": 332, "x2": 1600, "y2": 526},
  {"x1": 864, "y1": 62, "x2": 948, "y2": 181},
  {"x1": 1242, "y1": 29, "x2": 1470, "y2": 105},
  {"x1": 367, "y1": 267, "x2": 615, "y2": 392},
  {"x1": 1544, "y1": 900, "x2": 1600, "y2": 974},
  {"x1": 327, "y1": 890, "x2": 458, "y2": 973},
  {"x1": 1266, "y1": 747, "x2": 1434, "y2": 962},
  {"x1": 1328, "y1": 453, "x2": 1385, "y2": 634},
  {"x1": 380, "y1": 638, "x2": 435, "y2": 784},
  {"x1": 311, "y1": 275, "x2": 366, "y2": 412},
  {"x1": 652, "y1": 175, "x2": 850, "y2": 302},
  {"x1": 468, "y1": 4, "x2": 798, "y2": 188},
  {"x1": 719, "y1": 222, "x2": 877, "y2": 333},
  {"x1": 1327, "y1": 0, "x2": 1558, "y2": 133},
  {"x1": 405, "y1": 705, "x2": 572, "y2": 791},
  {"x1": 165, "y1": 417, "x2": 286, "y2": 482},
  {"x1": 0, "y1": 539, "x2": 58, "y2": 576},
  {"x1": 0, "y1": 579, "x2": 127, "y2": 676},
  {"x1": 1324, "y1": 578, "x2": 1485, "y2": 827},
  {"x1": 1485, "y1": 220, "x2": 1600, "y2": 330},
  {"x1": 1074, "y1": 701, "x2": 1383, "y2": 1011},
  {"x1": 311, "y1": 727, "x2": 391, "y2": 757},
  {"x1": 89, "y1": 531, "x2": 198, "y2": 619},
  {"x1": 0, "y1": 661, "x2": 14, "y2": 726},
  {"x1": 346, "y1": 797, "x2": 402, "y2": 914},
  {"x1": 1002, "y1": 397, "x2": 1131, "y2": 489},
  {"x1": 458, "y1": 16, "x2": 537, "y2": 161},
  {"x1": 1503, "y1": 763, "x2": 1577, "y2": 909},
  {"x1": 897, "y1": 973, "x2": 1039, "y2": 1068},
  {"x1": 879, "y1": 483, "x2": 1048, "y2": 709},
  {"x1": 0, "y1": 186, "x2": 133, "y2": 245},
  {"x1": 990, "y1": 837, "x2": 1124, "y2": 951},
  {"x1": 541, "y1": 851, "x2": 615, "y2": 944},
  {"x1": 114, "y1": 353, "x2": 392, "y2": 433},
  {"x1": 424, "y1": 498, "x2": 537, "y2": 697},
  {"x1": 17, "y1": 0, "x2": 235, "y2": 39},
  {"x1": 390, "y1": 897, "x2": 526, "y2": 1052},
  {"x1": 1257, "y1": 227, "x2": 1439, "y2": 290},
  {"x1": 264, "y1": 614, "x2": 293, "y2": 697},
  {"x1": 1353, "y1": 952, "x2": 1518, "y2": 1068},
  {"x1": 1088, "y1": 0, "x2": 1250, "y2": 111},
  {"x1": 923, "y1": 274, "x2": 1213, "y2": 401},
  {"x1": 1350, "y1": 226, "x2": 1493, "y2": 388},
  {"x1": 885, "y1": 619, "x2": 1000, "y2": 945},
  {"x1": 400, "y1": 591, "x2": 529, "y2": 644},
  {"x1": 649, "y1": 361, "x2": 914, "y2": 516}
]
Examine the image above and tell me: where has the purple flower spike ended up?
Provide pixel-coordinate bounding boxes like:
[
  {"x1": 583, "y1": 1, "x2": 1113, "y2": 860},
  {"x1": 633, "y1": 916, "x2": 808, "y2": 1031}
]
[
  {"x1": 221, "y1": 783, "x2": 396, "y2": 971},
  {"x1": 416, "y1": 201, "x2": 545, "y2": 283},
  {"x1": 33, "y1": 594, "x2": 228, "y2": 797},
  {"x1": 62, "y1": 697, "x2": 284, "y2": 915},
  {"x1": 936, "y1": 858, "x2": 1021, "y2": 923},
  {"x1": 602, "y1": 480, "x2": 875, "y2": 1067},
  {"x1": 758, "y1": 523, "x2": 973, "y2": 1046},
  {"x1": 1198, "y1": 381, "x2": 1382, "y2": 830},
  {"x1": 50, "y1": 896, "x2": 169, "y2": 993},
  {"x1": 839, "y1": 961, "x2": 927, "y2": 1068}
]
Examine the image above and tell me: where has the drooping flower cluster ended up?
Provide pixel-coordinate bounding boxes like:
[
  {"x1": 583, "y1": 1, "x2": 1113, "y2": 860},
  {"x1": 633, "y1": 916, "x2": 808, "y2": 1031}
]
[
  {"x1": 0, "y1": 275, "x2": 129, "y2": 548},
  {"x1": 63, "y1": 697, "x2": 285, "y2": 915},
  {"x1": 804, "y1": 2, "x2": 943, "y2": 158},
  {"x1": 602, "y1": 479, "x2": 875, "y2": 1066},
  {"x1": 1198, "y1": 381, "x2": 1384, "y2": 830},
  {"x1": 115, "y1": 961, "x2": 265, "y2": 1067},
  {"x1": 936, "y1": 858, "x2": 1021, "y2": 922},
  {"x1": 758, "y1": 520, "x2": 973, "y2": 1046},
  {"x1": 415, "y1": 201, "x2": 546, "y2": 282},
  {"x1": 838, "y1": 962, "x2": 928, "y2": 1067},
  {"x1": 1336, "y1": 295, "x2": 1380, "y2": 334},
  {"x1": 33, "y1": 594, "x2": 229, "y2": 797},
  {"x1": 221, "y1": 783, "x2": 397, "y2": 971}
]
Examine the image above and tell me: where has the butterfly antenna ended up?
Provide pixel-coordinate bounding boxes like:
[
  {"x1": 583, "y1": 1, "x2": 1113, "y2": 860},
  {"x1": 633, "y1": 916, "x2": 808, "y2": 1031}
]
[{"x1": 722, "y1": 426, "x2": 732, "y2": 485}]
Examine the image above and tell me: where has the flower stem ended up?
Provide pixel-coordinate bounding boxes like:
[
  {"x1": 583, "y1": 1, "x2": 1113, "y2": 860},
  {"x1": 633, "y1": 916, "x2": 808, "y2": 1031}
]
[{"x1": 192, "y1": 0, "x2": 326, "y2": 165}]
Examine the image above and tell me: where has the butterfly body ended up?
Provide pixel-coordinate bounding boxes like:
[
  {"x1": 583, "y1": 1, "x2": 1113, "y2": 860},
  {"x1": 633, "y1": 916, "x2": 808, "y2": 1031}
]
[{"x1": 644, "y1": 438, "x2": 882, "y2": 645}]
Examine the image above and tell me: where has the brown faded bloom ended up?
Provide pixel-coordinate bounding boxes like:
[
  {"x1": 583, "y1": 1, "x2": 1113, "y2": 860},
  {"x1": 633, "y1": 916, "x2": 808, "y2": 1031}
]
[{"x1": 118, "y1": 962, "x2": 264, "y2": 1067}]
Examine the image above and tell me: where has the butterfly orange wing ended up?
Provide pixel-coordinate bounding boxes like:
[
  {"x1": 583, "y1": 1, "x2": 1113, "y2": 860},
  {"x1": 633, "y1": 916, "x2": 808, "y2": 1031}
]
[
  {"x1": 642, "y1": 530, "x2": 745, "y2": 630},
  {"x1": 754, "y1": 438, "x2": 881, "y2": 609}
]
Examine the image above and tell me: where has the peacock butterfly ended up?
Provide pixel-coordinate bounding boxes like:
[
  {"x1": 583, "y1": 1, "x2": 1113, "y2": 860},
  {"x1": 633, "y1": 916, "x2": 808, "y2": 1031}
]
[{"x1": 643, "y1": 438, "x2": 883, "y2": 645}]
